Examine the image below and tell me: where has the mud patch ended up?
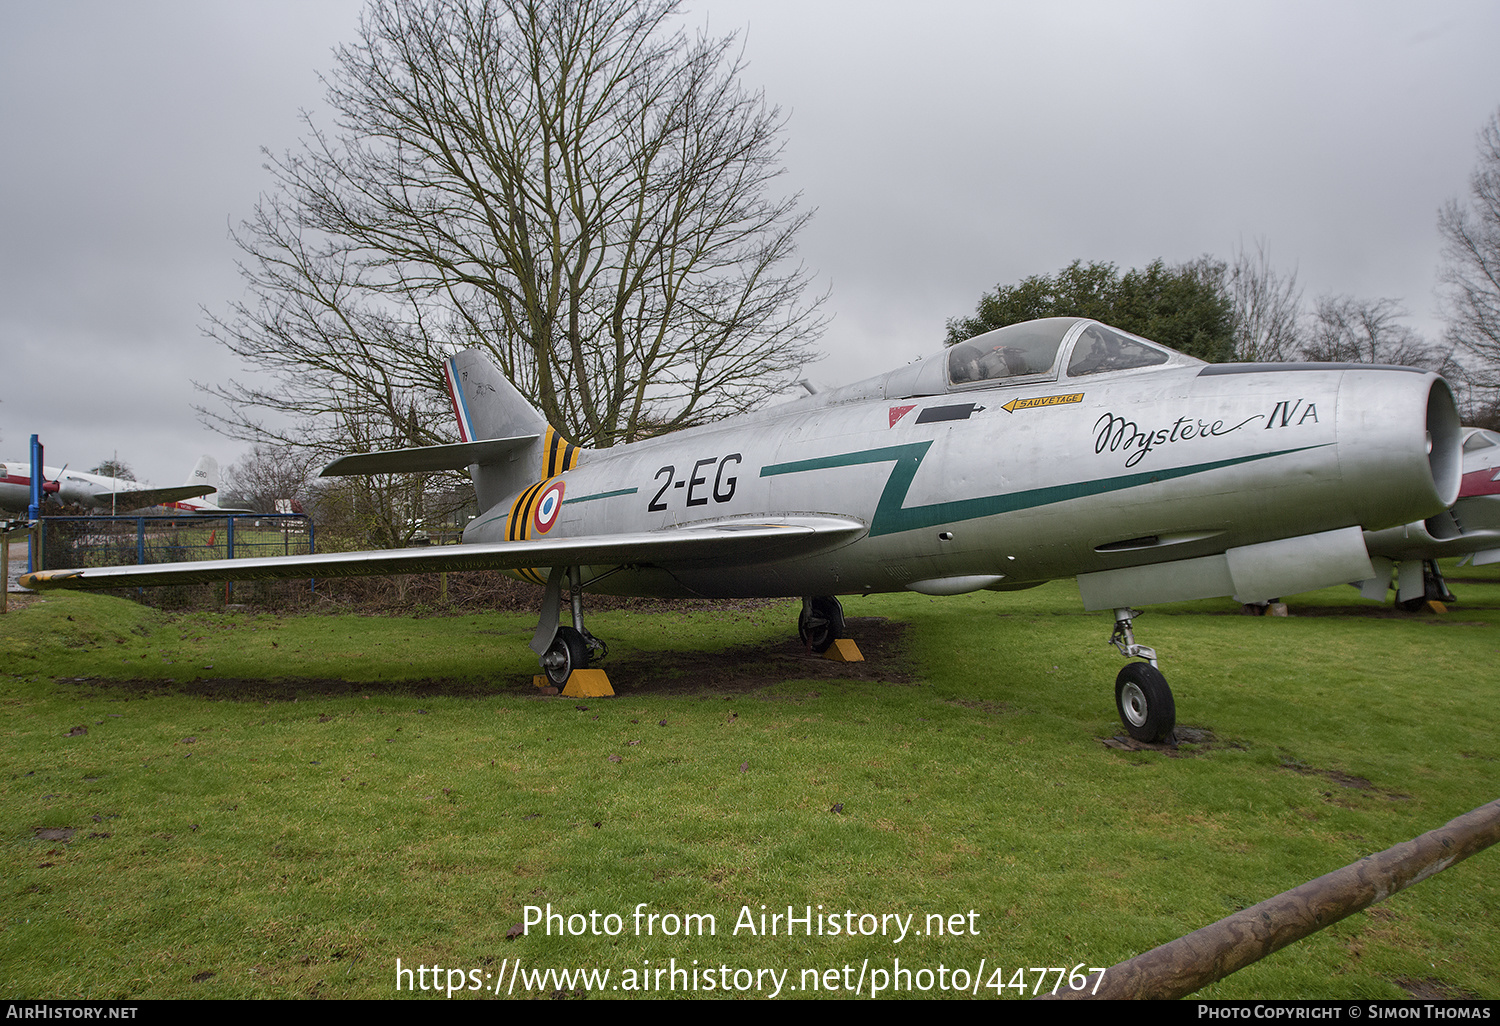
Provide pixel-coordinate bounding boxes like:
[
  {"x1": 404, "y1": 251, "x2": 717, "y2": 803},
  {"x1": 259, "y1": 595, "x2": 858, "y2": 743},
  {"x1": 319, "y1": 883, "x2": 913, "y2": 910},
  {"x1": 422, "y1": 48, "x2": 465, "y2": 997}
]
[
  {"x1": 57, "y1": 617, "x2": 914, "y2": 701},
  {"x1": 1281, "y1": 759, "x2": 1413, "y2": 802},
  {"x1": 1395, "y1": 976, "x2": 1477, "y2": 1000},
  {"x1": 1100, "y1": 725, "x2": 1234, "y2": 756},
  {"x1": 600, "y1": 617, "x2": 914, "y2": 696}
]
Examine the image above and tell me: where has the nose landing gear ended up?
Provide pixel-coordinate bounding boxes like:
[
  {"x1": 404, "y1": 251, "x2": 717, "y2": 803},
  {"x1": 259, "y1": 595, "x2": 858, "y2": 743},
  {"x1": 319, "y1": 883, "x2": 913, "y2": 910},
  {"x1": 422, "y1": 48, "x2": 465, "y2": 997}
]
[{"x1": 1109, "y1": 607, "x2": 1176, "y2": 744}]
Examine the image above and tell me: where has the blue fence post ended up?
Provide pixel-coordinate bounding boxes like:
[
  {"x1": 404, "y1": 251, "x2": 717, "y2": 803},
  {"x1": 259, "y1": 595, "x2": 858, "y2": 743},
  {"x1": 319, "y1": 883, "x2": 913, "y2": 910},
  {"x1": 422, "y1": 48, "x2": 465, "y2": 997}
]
[{"x1": 226, "y1": 516, "x2": 235, "y2": 601}]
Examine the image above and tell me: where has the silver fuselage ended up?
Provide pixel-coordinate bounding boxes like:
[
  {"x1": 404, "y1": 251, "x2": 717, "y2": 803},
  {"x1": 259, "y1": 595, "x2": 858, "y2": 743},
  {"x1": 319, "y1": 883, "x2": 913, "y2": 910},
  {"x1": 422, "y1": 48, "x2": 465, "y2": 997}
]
[{"x1": 467, "y1": 343, "x2": 1460, "y2": 600}]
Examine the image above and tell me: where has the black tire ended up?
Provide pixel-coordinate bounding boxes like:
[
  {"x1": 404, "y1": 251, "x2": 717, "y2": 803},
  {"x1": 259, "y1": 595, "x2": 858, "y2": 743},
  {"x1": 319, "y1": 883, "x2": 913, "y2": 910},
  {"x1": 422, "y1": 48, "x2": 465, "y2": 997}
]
[
  {"x1": 798, "y1": 596, "x2": 845, "y2": 654},
  {"x1": 542, "y1": 626, "x2": 589, "y2": 686},
  {"x1": 1114, "y1": 662, "x2": 1176, "y2": 743}
]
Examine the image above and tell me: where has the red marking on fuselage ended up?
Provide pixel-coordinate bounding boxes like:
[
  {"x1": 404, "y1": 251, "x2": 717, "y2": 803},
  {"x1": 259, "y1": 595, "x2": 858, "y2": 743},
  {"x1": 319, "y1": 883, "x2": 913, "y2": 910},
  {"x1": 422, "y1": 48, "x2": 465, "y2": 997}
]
[
  {"x1": 889, "y1": 405, "x2": 916, "y2": 428},
  {"x1": 1459, "y1": 467, "x2": 1500, "y2": 498}
]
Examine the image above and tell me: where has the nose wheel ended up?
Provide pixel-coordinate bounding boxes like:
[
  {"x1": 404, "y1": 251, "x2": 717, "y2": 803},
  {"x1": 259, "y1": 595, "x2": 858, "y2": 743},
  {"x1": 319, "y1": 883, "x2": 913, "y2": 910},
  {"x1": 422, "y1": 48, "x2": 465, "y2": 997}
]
[
  {"x1": 1115, "y1": 661, "x2": 1175, "y2": 743},
  {"x1": 1109, "y1": 608, "x2": 1176, "y2": 743}
]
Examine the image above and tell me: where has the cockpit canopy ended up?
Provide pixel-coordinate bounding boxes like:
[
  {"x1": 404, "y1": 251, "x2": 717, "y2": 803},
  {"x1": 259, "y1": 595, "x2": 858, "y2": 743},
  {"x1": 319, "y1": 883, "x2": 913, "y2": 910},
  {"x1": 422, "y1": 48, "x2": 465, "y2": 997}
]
[
  {"x1": 821, "y1": 317, "x2": 1199, "y2": 406},
  {"x1": 1463, "y1": 427, "x2": 1500, "y2": 453},
  {"x1": 948, "y1": 318, "x2": 1171, "y2": 384}
]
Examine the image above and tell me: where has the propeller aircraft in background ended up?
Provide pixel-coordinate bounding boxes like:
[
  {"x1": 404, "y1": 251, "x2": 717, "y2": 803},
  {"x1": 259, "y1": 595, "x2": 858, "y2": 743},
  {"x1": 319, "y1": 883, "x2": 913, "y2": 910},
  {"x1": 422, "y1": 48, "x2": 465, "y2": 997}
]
[
  {"x1": 22, "y1": 318, "x2": 1463, "y2": 743},
  {"x1": 1, "y1": 455, "x2": 223, "y2": 515}
]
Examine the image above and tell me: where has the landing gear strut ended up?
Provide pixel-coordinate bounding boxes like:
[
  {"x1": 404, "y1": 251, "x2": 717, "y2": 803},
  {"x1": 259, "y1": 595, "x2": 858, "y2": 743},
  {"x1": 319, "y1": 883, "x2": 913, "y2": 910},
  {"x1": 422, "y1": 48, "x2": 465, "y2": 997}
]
[
  {"x1": 531, "y1": 566, "x2": 607, "y2": 686},
  {"x1": 798, "y1": 595, "x2": 845, "y2": 654},
  {"x1": 1397, "y1": 559, "x2": 1456, "y2": 612},
  {"x1": 1109, "y1": 607, "x2": 1176, "y2": 743}
]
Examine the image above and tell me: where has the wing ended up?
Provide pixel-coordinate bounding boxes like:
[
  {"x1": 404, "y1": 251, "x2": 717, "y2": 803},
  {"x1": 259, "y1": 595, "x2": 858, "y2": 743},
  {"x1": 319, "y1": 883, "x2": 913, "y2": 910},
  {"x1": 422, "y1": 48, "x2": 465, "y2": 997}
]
[
  {"x1": 20, "y1": 515, "x2": 867, "y2": 590},
  {"x1": 90, "y1": 485, "x2": 216, "y2": 509}
]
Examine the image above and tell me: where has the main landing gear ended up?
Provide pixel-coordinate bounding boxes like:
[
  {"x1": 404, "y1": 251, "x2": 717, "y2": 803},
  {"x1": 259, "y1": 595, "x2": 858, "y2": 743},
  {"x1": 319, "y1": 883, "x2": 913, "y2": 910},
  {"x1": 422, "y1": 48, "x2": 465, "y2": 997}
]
[
  {"x1": 532, "y1": 566, "x2": 608, "y2": 687},
  {"x1": 1397, "y1": 559, "x2": 1456, "y2": 612},
  {"x1": 798, "y1": 595, "x2": 846, "y2": 654},
  {"x1": 1109, "y1": 607, "x2": 1176, "y2": 744}
]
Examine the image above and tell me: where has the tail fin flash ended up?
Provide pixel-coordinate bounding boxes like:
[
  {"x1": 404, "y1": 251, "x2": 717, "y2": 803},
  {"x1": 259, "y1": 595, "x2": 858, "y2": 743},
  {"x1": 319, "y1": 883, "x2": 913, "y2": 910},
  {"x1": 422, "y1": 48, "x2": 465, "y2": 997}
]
[
  {"x1": 444, "y1": 351, "x2": 547, "y2": 443},
  {"x1": 443, "y1": 350, "x2": 584, "y2": 511}
]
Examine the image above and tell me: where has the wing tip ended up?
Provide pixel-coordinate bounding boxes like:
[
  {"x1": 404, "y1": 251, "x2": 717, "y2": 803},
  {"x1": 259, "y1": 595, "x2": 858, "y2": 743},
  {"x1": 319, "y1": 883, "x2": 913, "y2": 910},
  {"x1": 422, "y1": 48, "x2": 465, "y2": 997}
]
[{"x1": 18, "y1": 569, "x2": 82, "y2": 589}]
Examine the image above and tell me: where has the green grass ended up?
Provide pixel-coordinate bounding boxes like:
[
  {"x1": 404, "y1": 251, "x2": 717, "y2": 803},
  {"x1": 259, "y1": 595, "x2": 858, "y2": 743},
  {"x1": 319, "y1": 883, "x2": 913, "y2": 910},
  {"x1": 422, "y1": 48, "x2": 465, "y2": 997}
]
[{"x1": 1, "y1": 568, "x2": 1498, "y2": 1000}]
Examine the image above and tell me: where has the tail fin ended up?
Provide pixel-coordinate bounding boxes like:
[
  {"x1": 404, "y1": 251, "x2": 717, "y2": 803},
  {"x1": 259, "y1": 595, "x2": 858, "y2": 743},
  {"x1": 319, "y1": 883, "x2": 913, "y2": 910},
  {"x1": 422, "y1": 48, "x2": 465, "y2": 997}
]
[
  {"x1": 185, "y1": 455, "x2": 219, "y2": 492},
  {"x1": 443, "y1": 350, "x2": 584, "y2": 511}
]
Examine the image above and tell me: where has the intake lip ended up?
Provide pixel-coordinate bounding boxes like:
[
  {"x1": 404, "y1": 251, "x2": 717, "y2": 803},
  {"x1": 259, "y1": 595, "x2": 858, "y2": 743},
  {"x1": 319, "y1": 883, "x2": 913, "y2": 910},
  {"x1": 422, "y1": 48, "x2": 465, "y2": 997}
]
[{"x1": 1426, "y1": 376, "x2": 1463, "y2": 509}]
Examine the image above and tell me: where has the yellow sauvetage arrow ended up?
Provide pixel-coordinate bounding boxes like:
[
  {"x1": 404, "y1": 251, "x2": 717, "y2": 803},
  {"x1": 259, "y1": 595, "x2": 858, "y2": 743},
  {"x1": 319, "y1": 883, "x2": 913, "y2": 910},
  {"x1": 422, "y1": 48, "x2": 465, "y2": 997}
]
[{"x1": 1000, "y1": 392, "x2": 1085, "y2": 414}]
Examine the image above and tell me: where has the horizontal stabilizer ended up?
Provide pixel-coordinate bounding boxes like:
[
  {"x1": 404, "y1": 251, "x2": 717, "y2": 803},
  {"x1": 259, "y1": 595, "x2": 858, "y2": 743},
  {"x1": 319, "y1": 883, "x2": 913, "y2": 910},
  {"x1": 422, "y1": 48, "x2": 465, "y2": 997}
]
[
  {"x1": 321, "y1": 436, "x2": 540, "y2": 477},
  {"x1": 91, "y1": 485, "x2": 216, "y2": 508},
  {"x1": 20, "y1": 516, "x2": 868, "y2": 590}
]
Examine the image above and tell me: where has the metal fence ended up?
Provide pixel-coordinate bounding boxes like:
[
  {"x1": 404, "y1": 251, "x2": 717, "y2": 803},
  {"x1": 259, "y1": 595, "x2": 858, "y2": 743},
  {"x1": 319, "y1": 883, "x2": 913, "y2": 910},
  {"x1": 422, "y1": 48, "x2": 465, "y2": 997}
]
[{"x1": 36, "y1": 514, "x2": 315, "y2": 578}]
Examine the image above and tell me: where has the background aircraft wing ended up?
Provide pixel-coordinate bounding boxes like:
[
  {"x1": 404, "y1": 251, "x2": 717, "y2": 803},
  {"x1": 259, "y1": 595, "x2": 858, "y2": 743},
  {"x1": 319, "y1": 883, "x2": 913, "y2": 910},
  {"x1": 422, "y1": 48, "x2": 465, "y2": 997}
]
[
  {"x1": 20, "y1": 515, "x2": 868, "y2": 590},
  {"x1": 90, "y1": 485, "x2": 216, "y2": 508}
]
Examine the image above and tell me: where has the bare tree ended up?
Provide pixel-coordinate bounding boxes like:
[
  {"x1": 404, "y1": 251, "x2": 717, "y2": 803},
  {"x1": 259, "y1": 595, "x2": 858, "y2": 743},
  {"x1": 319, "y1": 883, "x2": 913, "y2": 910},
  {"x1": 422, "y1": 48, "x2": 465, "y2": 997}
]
[
  {"x1": 88, "y1": 458, "x2": 135, "y2": 481},
  {"x1": 201, "y1": 0, "x2": 822, "y2": 465},
  {"x1": 1228, "y1": 239, "x2": 1302, "y2": 362},
  {"x1": 1300, "y1": 295, "x2": 1459, "y2": 375},
  {"x1": 226, "y1": 444, "x2": 318, "y2": 515},
  {"x1": 1438, "y1": 108, "x2": 1500, "y2": 390}
]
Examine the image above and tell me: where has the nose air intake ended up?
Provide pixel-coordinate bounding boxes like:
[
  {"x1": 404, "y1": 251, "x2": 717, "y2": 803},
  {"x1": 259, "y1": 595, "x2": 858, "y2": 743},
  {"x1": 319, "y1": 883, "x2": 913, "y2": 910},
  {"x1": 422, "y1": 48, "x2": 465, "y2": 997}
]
[{"x1": 1426, "y1": 377, "x2": 1463, "y2": 508}]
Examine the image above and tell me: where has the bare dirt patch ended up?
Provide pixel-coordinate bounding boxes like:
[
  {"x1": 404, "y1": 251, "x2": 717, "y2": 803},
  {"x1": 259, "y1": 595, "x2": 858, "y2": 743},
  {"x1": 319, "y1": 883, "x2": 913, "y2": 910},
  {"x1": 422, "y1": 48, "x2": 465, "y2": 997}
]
[
  {"x1": 1100, "y1": 724, "x2": 1236, "y2": 756},
  {"x1": 1280, "y1": 759, "x2": 1413, "y2": 802},
  {"x1": 56, "y1": 616, "x2": 914, "y2": 702},
  {"x1": 604, "y1": 617, "x2": 913, "y2": 696},
  {"x1": 1395, "y1": 976, "x2": 1478, "y2": 1000}
]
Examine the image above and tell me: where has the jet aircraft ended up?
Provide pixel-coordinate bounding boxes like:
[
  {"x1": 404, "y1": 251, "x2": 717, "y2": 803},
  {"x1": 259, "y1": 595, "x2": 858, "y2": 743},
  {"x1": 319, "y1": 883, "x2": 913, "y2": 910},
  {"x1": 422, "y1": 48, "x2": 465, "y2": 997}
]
[
  {"x1": 1354, "y1": 426, "x2": 1500, "y2": 608},
  {"x1": 21, "y1": 318, "x2": 1463, "y2": 742},
  {"x1": 1, "y1": 456, "x2": 219, "y2": 515}
]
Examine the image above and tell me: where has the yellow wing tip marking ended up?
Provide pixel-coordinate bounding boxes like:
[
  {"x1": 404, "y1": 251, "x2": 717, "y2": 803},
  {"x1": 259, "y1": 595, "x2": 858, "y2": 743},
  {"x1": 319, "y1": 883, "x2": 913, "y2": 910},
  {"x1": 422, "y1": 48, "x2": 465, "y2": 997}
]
[{"x1": 18, "y1": 570, "x2": 82, "y2": 589}]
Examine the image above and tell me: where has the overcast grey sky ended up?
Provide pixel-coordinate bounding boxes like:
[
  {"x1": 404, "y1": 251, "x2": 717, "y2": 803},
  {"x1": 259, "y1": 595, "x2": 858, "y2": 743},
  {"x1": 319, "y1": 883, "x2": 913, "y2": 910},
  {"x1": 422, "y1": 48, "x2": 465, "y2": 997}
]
[{"x1": 3, "y1": 0, "x2": 1497, "y2": 489}]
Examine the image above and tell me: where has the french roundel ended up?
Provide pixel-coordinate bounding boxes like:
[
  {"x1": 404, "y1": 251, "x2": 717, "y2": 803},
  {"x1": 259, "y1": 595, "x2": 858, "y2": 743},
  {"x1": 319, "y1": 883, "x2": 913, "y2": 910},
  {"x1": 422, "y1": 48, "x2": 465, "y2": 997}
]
[{"x1": 532, "y1": 480, "x2": 566, "y2": 535}]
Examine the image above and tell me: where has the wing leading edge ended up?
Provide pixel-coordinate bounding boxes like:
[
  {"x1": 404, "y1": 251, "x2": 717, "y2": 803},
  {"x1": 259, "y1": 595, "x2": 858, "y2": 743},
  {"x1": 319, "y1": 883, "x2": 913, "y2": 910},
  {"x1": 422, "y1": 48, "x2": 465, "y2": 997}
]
[{"x1": 19, "y1": 516, "x2": 868, "y2": 590}]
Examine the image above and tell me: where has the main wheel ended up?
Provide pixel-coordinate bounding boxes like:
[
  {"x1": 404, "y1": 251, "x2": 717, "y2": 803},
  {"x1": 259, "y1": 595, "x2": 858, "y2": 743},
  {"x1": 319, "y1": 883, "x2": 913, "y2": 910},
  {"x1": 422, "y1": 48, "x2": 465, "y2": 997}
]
[
  {"x1": 798, "y1": 596, "x2": 845, "y2": 654},
  {"x1": 541, "y1": 626, "x2": 589, "y2": 686},
  {"x1": 1114, "y1": 662, "x2": 1176, "y2": 743}
]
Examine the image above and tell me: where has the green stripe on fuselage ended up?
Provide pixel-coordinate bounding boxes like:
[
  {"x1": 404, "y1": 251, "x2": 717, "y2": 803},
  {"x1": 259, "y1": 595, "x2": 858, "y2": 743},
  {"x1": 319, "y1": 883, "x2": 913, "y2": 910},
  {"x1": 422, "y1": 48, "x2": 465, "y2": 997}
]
[
  {"x1": 564, "y1": 487, "x2": 638, "y2": 504},
  {"x1": 761, "y1": 442, "x2": 1328, "y2": 538}
]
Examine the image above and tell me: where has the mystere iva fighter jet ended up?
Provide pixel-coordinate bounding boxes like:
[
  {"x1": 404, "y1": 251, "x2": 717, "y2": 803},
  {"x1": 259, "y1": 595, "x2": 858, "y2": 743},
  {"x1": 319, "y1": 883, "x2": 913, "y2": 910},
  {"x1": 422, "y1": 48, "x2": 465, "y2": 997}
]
[{"x1": 22, "y1": 318, "x2": 1462, "y2": 742}]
